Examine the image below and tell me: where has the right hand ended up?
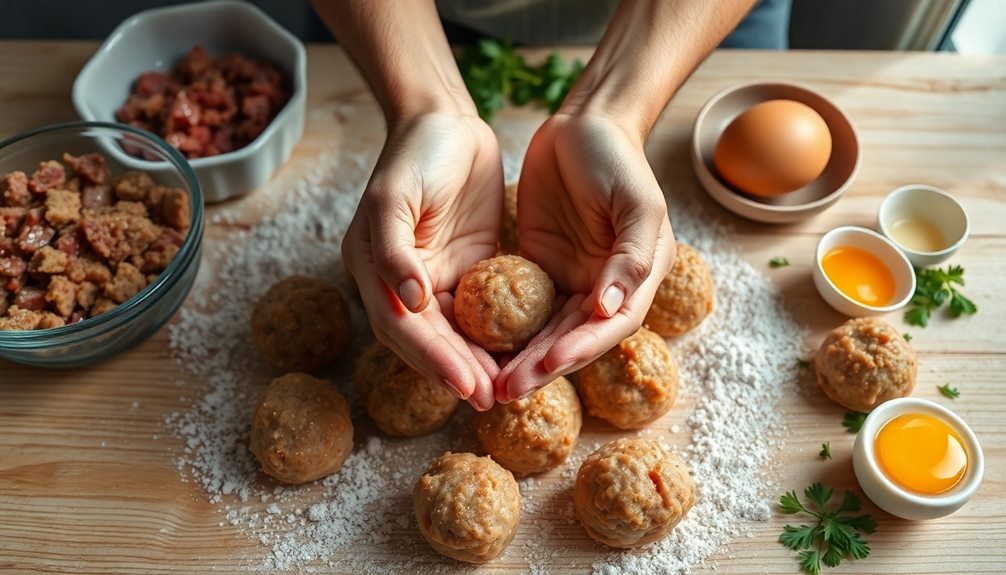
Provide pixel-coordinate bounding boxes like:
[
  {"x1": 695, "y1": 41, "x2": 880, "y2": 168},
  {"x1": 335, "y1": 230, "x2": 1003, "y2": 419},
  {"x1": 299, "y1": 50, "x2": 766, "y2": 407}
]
[{"x1": 342, "y1": 111, "x2": 504, "y2": 410}]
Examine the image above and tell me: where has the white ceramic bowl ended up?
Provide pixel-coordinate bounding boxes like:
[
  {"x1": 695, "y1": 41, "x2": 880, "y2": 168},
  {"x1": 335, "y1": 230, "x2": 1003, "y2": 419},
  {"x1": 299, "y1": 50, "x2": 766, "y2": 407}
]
[
  {"x1": 853, "y1": 397, "x2": 984, "y2": 520},
  {"x1": 72, "y1": 0, "x2": 306, "y2": 203},
  {"x1": 878, "y1": 185, "x2": 970, "y2": 268},
  {"x1": 691, "y1": 82, "x2": 860, "y2": 224},
  {"x1": 813, "y1": 226, "x2": 916, "y2": 317}
]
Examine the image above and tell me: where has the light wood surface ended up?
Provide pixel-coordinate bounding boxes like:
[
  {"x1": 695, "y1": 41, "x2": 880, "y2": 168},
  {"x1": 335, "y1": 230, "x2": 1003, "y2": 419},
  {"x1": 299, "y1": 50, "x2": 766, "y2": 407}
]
[{"x1": 1, "y1": 43, "x2": 1005, "y2": 574}]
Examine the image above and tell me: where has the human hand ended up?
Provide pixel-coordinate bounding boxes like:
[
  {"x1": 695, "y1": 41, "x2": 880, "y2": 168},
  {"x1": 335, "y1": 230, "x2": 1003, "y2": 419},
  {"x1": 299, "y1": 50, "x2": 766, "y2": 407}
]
[
  {"x1": 495, "y1": 112, "x2": 676, "y2": 402},
  {"x1": 343, "y1": 111, "x2": 503, "y2": 410}
]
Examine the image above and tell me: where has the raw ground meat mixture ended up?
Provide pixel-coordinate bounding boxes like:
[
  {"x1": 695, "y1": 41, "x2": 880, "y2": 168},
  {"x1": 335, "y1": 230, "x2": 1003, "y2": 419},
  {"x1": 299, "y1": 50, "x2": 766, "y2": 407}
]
[
  {"x1": 116, "y1": 45, "x2": 290, "y2": 159},
  {"x1": 0, "y1": 153, "x2": 190, "y2": 330}
]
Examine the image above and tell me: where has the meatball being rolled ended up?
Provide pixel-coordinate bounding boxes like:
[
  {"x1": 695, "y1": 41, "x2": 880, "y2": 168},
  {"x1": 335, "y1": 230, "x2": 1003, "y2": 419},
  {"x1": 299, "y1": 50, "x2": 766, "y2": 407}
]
[{"x1": 454, "y1": 255, "x2": 554, "y2": 353}]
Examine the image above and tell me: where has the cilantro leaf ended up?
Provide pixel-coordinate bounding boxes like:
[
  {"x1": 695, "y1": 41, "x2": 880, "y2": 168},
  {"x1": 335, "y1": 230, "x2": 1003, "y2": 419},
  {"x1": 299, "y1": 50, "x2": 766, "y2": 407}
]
[
  {"x1": 778, "y1": 484, "x2": 876, "y2": 574},
  {"x1": 770, "y1": 256, "x2": 790, "y2": 268},
  {"x1": 779, "y1": 490, "x2": 805, "y2": 514},
  {"x1": 805, "y1": 483, "x2": 833, "y2": 511},
  {"x1": 937, "y1": 383, "x2": 960, "y2": 399},
  {"x1": 949, "y1": 291, "x2": 977, "y2": 317},
  {"x1": 819, "y1": 442, "x2": 832, "y2": 460},
  {"x1": 457, "y1": 42, "x2": 583, "y2": 122},
  {"x1": 780, "y1": 524, "x2": 816, "y2": 550},
  {"x1": 836, "y1": 490, "x2": 861, "y2": 513},
  {"x1": 904, "y1": 306, "x2": 930, "y2": 327},
  {"x1": 822, "y1": 543, "x2": 845, "y2": 568},
  {"x1": 903, "y1": 333, "x2": 913, "y2": 342},
  {"x1": 904, "y1": 265, "x2": 977, "y2": 327},
  {"x1": 842, "y1": 412, "x2": 867, "y2": 434},
  {"x1": 799, "y1": 550, "x2": 822, "y2": 575}
]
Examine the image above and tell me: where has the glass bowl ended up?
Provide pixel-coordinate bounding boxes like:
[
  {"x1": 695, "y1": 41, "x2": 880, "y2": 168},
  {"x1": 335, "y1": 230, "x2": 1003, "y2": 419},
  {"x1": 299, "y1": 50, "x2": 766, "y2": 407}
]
[{"x1": 0, "y1": 122, "x2": 203, "y2": 368}]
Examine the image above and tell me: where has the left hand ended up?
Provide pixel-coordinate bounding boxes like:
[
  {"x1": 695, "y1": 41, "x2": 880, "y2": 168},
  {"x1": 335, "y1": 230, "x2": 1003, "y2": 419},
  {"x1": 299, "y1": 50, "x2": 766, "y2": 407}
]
[{"x1": 495, "y1": 111, "x2": 676, "y2": 402}]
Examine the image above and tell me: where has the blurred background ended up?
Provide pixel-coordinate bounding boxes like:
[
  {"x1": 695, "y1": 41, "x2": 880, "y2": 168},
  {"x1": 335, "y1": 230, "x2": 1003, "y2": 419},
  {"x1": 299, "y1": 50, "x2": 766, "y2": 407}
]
[{"x1": 0, "y1": 0, "x2": 1002, "y2": 54}]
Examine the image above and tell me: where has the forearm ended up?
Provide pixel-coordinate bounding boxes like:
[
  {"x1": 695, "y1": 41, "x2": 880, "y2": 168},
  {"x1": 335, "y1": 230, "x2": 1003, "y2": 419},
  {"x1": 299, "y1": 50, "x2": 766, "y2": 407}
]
[
  {"x1": 563, "y1": 0, "x2": 757, "y2": 139},
  {"x1": 311, "y1": 0, "x2": 476, "y2": 123}
]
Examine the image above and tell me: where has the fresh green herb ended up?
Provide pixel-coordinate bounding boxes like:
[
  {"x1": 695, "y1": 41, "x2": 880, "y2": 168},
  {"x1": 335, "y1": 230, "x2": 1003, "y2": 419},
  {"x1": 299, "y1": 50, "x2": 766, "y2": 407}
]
[
  {"x1": 796, "y1": 359, "x2": 811, "y2": 369},
  {"x1": 456, "y1": 40, "x2": 584, "y2": 122},
  {"x1": 842, "y1": 412, "x2": 867, "y2": 434},
  {"x1": 902, "y1": 333, "x2": 913, "y2": 342},
  {"x1": 778, "y1": 483, "x2": 876, "y2": 575},
  {"x1": 819, "y1": 442, "x2": 832, "y2": 460},
  {"x1": 937, "y1": 383, "x2": 960, "y2": 399},
  {"x1": 904, "y1": 265, "x2": 977, "y2": 327},
  {"x1": 770, "y1": 256, "x2": 790, "y2": 268}
]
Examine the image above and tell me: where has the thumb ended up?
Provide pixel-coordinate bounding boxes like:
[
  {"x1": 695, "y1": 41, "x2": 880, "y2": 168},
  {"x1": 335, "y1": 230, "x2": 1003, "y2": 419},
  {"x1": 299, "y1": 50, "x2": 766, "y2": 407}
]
[
  {"x1": 592, "y1": 194, "x2": 667, "y2": 318},
  {"x1": 365, "y1": 191, "x2": 434, "y2": 313}
]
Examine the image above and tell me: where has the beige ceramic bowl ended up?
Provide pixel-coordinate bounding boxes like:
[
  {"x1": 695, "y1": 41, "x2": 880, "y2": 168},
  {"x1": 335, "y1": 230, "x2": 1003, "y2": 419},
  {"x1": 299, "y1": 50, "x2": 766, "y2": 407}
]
[{"x1": 692, "y1": 82, "x2": 860, "y2": 224}]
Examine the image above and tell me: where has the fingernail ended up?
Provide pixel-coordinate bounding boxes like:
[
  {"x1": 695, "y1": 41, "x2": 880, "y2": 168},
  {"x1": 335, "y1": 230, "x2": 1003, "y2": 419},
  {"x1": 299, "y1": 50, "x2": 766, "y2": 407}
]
[
  {"x1": 398, "y1": 278, "x2": 424, "y2": 311},
  {"x1": 549, "y1": 361, "x2": 576, "y2": 376},
  {"x1": 443, "y1": 378, "x2": 469, "y2": 400},
  {"x1": 600, "y1": 285, "x2": 625, "y2": 317}
]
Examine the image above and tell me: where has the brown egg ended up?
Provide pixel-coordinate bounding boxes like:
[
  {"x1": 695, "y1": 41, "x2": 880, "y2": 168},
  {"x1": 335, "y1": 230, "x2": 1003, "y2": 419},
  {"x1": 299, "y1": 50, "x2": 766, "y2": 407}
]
[{"x1": 713, "y1": 99, "x2": 832, "y2": 197}]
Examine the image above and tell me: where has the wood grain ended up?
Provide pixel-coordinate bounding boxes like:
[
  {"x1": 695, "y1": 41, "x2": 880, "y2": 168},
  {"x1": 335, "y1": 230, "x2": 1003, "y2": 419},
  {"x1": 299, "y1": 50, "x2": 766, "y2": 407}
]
[{"x1": 1, "y1": 43, "x2": 1005, "y2": 574}]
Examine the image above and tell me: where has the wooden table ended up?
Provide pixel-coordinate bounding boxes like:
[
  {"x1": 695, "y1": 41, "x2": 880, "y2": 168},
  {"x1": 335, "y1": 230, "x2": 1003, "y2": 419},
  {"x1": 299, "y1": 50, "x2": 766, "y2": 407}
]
[{"x1": 1, "y1": 43, "x2": 1004, "y2": 574}]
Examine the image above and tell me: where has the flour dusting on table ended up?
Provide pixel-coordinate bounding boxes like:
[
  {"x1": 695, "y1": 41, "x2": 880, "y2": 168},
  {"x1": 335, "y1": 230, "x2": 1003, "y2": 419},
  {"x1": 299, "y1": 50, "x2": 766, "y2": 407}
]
[{"x1": 167, "y1": 120, "x2": 805, "y2": 573}]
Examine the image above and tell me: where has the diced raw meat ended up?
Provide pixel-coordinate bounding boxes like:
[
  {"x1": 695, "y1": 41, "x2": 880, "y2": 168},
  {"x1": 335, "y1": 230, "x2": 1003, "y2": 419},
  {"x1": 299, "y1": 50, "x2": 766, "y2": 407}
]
[
  {"x1": 1, "y1": 171, "x2": 30, "y2": 207},
  {"x1": 62, "y1": 153, "x2": 109, "y2": 185}
]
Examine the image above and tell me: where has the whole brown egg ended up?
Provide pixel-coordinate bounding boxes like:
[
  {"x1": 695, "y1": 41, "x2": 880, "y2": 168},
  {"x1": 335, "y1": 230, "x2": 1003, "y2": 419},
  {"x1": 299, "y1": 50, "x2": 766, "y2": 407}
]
[{"x1": 713, "y1": 99, "x2": 832, "y2": 197}]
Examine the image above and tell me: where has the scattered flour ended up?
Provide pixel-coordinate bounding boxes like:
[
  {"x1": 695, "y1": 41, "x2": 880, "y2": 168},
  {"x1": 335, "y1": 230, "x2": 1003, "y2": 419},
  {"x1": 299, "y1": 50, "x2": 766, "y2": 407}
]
[{"x1": 167, "y1": 118, "x2": 806, "y2": 573}]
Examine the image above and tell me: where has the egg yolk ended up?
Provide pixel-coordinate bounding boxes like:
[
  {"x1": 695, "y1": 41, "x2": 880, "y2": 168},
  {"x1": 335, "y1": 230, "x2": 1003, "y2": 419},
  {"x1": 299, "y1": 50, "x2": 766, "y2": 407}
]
[
  {"x1": 875, "y1": 413, "x2": 968, "y2": 495},
  {"x1": 822, "y1": 246, "x2": 896, "y2": 306}
]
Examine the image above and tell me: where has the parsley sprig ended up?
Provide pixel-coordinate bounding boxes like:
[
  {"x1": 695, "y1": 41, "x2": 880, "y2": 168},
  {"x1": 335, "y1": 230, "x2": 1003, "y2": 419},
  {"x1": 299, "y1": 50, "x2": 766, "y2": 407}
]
[
  {"x1": 770, "y1": 256, "x2": 790, "y2": 268},
  {"x1": 819, "y1": 442, "x2": 832, "y2": 460},
  {"x1": 937, "y1": 383, "x2": 960, "y2": 399},
  {"x1": 779, "y1": 484, "x2": 876, "y2": 575},
  {"x1": 457, "y1": 40, "x2": 584, "y2": 122},
  {"x1": 842, "y1": 412, "x2": 867, "y2": 434},
  {"x1": 904, "y1": 265, "x2": 977, "y2": 327}
]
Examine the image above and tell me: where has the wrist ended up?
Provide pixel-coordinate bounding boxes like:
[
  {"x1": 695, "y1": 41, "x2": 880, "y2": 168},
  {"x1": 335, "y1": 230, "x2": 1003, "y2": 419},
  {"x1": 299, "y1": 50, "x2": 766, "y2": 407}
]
[{"x1": 383, "y1": 83, "x2": 479, "y2": 128}]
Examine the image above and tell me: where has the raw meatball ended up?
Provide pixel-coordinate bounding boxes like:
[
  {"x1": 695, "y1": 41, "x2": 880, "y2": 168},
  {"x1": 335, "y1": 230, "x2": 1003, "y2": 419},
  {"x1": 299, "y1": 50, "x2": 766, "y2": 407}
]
[
  {"x1": 251, "y1": 276, "x2": 352, "y2": 372},
  {"x1": 473, "y1": 376, "x2": 581, "y2": 476},
  {"x1": 249, "y1": 373, "x2": 354, "y2": 485},
  {"x1": 576, "y1": 327, "x2": 678, "y2": 429},
  {"x1": 354, "y1": 342, "x2": 459, "y2": 437},
  {"x1": 454, "y1": 255, "x2": 554, "y2": 353},
  {"x1": 644, "y1": 244, "x2": 714, "y2": 337},
  {"x1": 413, "y1": 452, "x2": 521, "y2": 563},
  {"x1": 815, "y1": 317, "x2": 917, "y2": 412},
  {"x1": 574, "y1": 438, "x2": 696, "y2": 548},
  {"x1": 497, "y1": 182, "x2": 518, "y2": 255}
]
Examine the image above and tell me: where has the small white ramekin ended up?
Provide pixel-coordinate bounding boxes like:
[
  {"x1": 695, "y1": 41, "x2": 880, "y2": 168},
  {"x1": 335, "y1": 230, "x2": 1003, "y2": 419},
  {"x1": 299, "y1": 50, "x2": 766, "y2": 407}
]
[
  {"x1": 72, "y1": 0, "x2": 306, "y2": 202},
  {"x1": 813, "y1": 226, "x2": 916, "y2": 317},
  {"x1": 878, "y1": 185, "x2": 970, "y2": 269},
  {"x1": 853, "y1": 397, "x2": 984, "y2": 520}
]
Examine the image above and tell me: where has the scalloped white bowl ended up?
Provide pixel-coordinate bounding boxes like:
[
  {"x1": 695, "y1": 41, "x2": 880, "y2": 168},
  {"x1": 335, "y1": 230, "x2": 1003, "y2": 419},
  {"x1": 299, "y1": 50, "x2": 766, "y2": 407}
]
[{"x1": 72, "y1": 0, "x2": 306, "y2": 203}]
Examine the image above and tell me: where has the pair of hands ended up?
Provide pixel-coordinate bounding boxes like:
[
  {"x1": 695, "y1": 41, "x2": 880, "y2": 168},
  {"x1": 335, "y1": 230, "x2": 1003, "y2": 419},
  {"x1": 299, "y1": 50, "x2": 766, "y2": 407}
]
[{"x1": 343, "y1": 109, "x2": 676, "y2": 411}]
